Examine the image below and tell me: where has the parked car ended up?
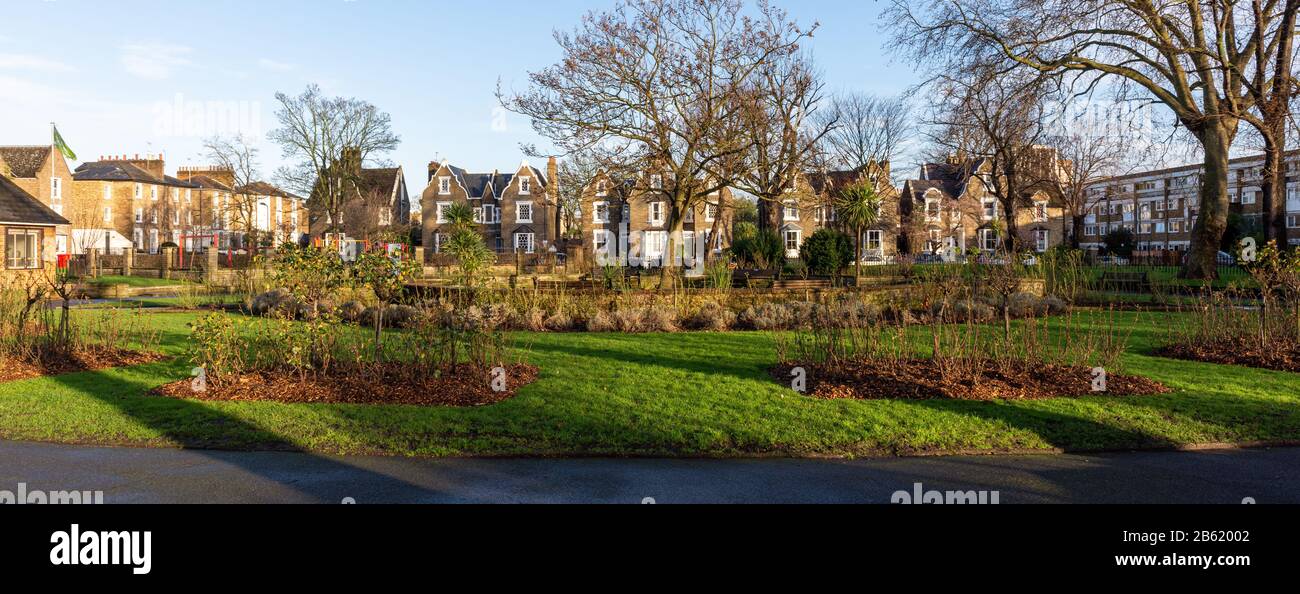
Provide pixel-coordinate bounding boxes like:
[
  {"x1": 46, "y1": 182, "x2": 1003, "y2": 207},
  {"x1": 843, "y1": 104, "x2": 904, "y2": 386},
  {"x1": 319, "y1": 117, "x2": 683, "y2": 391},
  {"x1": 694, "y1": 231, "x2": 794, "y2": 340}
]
[
  {"x1": 1097, "y1": 256, "x2": 1131, "y2": 266},
  {"x1": 913, "y1": 253, "x2": 945, "y2": 265},
  {"x1": 1180, "y1": 251, "x2": 1236, "y2": 266}
]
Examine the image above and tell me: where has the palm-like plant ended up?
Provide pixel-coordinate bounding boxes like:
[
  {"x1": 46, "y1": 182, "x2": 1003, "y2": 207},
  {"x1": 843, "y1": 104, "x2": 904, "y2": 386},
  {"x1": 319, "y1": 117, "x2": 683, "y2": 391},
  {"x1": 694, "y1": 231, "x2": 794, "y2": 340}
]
[
  {"x1": 836, "y1": 181, "x2": 883, "y2": 279},
  {"x1": 441, "y1": 203, "x2": 493, "y2": 287}
]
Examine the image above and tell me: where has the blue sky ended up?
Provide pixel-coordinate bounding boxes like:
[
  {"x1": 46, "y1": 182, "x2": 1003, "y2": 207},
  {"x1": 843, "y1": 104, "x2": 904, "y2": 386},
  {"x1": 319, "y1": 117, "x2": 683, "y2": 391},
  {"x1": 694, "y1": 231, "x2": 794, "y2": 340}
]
[{"x1": 0, "y1": 0, "x2": 914, "y2": 200}]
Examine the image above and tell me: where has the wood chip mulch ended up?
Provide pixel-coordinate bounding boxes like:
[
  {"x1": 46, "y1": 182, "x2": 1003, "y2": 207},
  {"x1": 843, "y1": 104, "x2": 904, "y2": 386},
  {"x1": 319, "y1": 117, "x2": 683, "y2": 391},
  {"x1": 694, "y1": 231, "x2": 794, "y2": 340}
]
[
  {"x1": 1157, "y1": 339, "x2": 1300, "y2": 373},
  {"x1": 772, "y1": 360, "x2": 1171, "y2": 401},
  {"x1": 152, "y1": 363, "x2": 540, "y2": 407},
  {"x1": 0, "y1": 349, "x2": 167, "y2": 383}
]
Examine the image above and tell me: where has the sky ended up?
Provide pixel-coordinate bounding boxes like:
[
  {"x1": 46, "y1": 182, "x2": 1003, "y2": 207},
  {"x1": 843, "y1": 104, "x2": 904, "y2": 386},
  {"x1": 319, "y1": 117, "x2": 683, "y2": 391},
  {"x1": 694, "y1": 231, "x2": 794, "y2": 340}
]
[{"x1": 0, "y1": 0, "x2": 917, "y2": 205}]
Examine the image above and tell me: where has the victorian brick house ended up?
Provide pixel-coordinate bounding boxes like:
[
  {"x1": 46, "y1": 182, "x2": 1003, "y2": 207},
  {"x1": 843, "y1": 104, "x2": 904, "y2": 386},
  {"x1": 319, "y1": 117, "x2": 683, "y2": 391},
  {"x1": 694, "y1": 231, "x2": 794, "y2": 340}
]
[
  {"x1": 422, "y1": 158, "x2": 559, "y2": 260},
  {"x1": 778, "y1": 163, "x2": 901, "y2": 262},
  {"x1": 577, "y1": 170, "x2": 734, "y2": 269},
  {"x1": 900, "y1": 152, "x2": 1067, "y2": 256}
]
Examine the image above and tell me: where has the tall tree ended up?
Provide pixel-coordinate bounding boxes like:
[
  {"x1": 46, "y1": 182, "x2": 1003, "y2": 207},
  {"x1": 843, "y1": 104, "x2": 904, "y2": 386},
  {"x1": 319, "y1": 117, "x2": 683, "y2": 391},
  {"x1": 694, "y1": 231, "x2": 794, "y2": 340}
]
[
  {"x1": 556, "y1": 152, "x2": 604, "y2": 239},
  {"x1": 203, "y1": 134, "x2": 262, "y2": 246},
  {"x1": 269, "y1": 85, "x2": 400, "y2": 237},
  {"x1": 888, "y1": 0, "x2": 1294, "y2": 277},
  {"x1": 725, "y1": 51, "x2": 836, "y2": 234},
  {"x1": 819, "y1": 92, "x2": 913, "y2": 177},
  {"x1": 927, "y1": 67, "x2": 1052, "y2": 253},
  {"x1": 500, "y1": 0, "x2": 814, "y2": 287},
  {"x1": 1238, "y1": 0, "x2": 1300, "y2": 244}
]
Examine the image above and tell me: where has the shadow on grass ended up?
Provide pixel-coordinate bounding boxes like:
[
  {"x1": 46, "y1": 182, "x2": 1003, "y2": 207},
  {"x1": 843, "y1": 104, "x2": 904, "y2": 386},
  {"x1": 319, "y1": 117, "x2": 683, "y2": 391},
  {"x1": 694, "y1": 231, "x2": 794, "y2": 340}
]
[{"x1": 38, "y1": 361, "x2": 437, "y2": 503}]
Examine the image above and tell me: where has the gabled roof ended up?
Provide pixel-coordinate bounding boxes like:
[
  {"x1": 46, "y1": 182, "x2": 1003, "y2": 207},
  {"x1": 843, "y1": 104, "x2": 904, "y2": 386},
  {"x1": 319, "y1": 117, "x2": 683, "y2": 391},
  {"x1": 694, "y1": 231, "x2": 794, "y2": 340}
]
[
  {"x1": 0, "y1": 146, "x2": 53, "y2": 178},
  {"x1": 0, "y1": 174, "x2": 70, "y2": 226},
  {"x1": 436, "y1": 161, "x2": 546, "y2": 200},
  {"x1": 74, "y1": 160, "x2": 166, "y2": 184},
  {"x1": 184, "y1": 175, "x2": 233, "y2": 191}
]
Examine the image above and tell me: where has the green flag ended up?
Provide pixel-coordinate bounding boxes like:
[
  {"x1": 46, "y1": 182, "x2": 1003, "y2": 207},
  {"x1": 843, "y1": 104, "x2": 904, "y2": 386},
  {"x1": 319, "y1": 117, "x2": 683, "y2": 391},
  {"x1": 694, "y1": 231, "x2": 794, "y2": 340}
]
[{"x1": 52, "y1": 125, "x2": 76, "y2": 161}]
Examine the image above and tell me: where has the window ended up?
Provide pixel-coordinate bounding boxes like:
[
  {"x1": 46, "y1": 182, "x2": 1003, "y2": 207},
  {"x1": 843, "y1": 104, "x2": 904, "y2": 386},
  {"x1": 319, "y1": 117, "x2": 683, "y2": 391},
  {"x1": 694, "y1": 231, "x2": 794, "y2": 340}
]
[
  {"x1": 783, "y1": 201, "x2": 800, "y2": 222},
  {"x1": 187, "y1": 210, "x2": 194, "y2": 226},
  {"x1": 648, "y1": 202, "x2": 664, "y2": 225},
  {"x1": 148, "y1": 229, "x2": 159, "y2": 254},
  {"x1": 1243, "y1": 191, "x2": 1257, "y2": 205},
  {"x1": 104, "y1": 185, "x2": 113, "y2": 201},
  {"x1": 1288, "y1": 214, "x2": 1300, "y2": 229},
  {"x1": 784, "y1": 229, "x2": 801, "y2": 257},
  {"x1": 595, "y1": 181, "x2": 608, "y2": 197},
  {"x1": 436, "y1": 202, "x2": 451, "y2": 224},
  {"x1": 594, "y1": 230, "x2": 609, "y2": 253},
  {"x1": 1034, "y1": 201, "x2": 1048, "y2": 222},
  {"x1": 173, "y1": 210, "x2": 180, "y2": 225},
  {"x1": 519, "y1": 177, "x2": 532, "y2": 195},
  {"x1": 1035, "y1": 230, "x2": 1050, "y2": 253},
  {"x1": 1170, "y1": 220, "x2": 1182, "y2": 233},
  {"x1": 50, "y1": 177, "x2": 63, "y2": 204},
  {"x1": 865, "y1": 230, "x2": 883, "y2": 253},
  {"x1": 103, "y1": 207, "x2": 112, "y2": 224},
  {"x1": 705, "y1": 203, "x2": 719, "y2": 223},
  {"x1": 683, "y1": 207, "x2": 695, "y2": 223},
  {"x1": 439, "y1": 177, "x2": 452, "y2": 195},
  {"x1": 1139, "y1": 223, "x2": 1153, "y2": 235},
  {"x1": 185, "y1": 189, "x2": 192, "y2": 203},
  {"x1": 134, "y1": 208, "x2": 143, "y2": 223},
  {"x1": 1085, "y1": 225, "x2": 1098, "y2": 237},
  {"x1": 488, "y1": 204, "x2": 500, "y2": 223},
  {"x1": 926, "y1": 199, "x2": 942, "y2": 222},
  {"x1": 983, "y1": 200, "x2": 997, "y2": 220},
  {"x1": 171, "y1": 188, "x2": 179, "y2": 203},
  {"x1": 5, "y1": 228, "x2": 41, "y2": 269},
  {"x1": 150, "y1": 186, "x2": 158, "y2": 201},
  {"x1": 643, "y1": 231, "x2": 667, "y2": 263},
  {"x1": 1139, "y1": 204, "x2": 1150, "y2": 220},
  {"x1": 593, "y1": 201, "x2": 609, "y2": 224},
  {"x1": 473, "y1": 206, "x2": 484, "y2": 224},
  {"x1": 134, "y1": 183, "x2": 142, "y2": 200},
  {"x1": 516, "y1": 201, "x2": 534, "y2": 224},
  {"x1": 514, "y1": 232, "x2": 536, "y2": 254},
  {"x1": 979, "y1": 229, "x2": 999, "y2": 251},
  {"x1": 133, "y1": 229, "x2": 143, "y2": 248},
  {"x1": 650, "y1": 174, "x2": 663, "y2": 190}
]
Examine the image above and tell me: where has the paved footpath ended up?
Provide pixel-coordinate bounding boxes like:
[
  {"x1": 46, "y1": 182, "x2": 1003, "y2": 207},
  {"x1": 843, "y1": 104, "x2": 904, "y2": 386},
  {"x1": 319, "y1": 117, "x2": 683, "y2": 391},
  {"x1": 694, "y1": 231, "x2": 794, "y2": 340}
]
[{"x1": 0, "y1": 441, "x2": 1295, "y2": 504}]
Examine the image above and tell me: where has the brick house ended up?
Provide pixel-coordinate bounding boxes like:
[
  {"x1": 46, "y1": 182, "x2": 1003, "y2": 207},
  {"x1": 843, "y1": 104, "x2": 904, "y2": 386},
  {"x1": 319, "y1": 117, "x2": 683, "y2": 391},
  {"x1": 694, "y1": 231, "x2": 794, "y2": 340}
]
[
  {"x1": 779, "y1": 163, "x2": 901, "y2": 263},
  {"x1": 422, "y1": 158, "x2": 559, "y2": 261},
  {"x1": 1081, "y1": 151, "x2": 1300, "y2": 254},
  {"x1": 900, "y1": 153, "x2": 1067, "y2": 256},
  {"x1": 0, "y1": 145, "x2": 76, "y2": 254},
  {"x1": 578, "y1": 170, "x2": 734, "y2": 270},
  {"x1": 308, "y1": 148, "x2": 411, "y2": 242},
  {"x1": 0, "y1": 174, "x2": 70, "y2": 274}
]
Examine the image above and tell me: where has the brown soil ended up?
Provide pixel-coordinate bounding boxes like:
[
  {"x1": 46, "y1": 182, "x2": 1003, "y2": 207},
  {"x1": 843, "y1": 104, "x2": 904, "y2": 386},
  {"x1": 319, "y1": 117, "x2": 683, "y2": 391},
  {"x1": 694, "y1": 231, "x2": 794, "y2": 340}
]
[
  {"x1": 772, "y1": 360, "x2": 1171, "y2": 401},
  {"x1": 152, "y1": 363, "x2": 540, "y2": 407},
  {"x1": 1157, "y1": 338, "x2": 1300, "y2": 373},
  {"x1": 0, "y1": 349, "x2": 167, "y2": 383}
]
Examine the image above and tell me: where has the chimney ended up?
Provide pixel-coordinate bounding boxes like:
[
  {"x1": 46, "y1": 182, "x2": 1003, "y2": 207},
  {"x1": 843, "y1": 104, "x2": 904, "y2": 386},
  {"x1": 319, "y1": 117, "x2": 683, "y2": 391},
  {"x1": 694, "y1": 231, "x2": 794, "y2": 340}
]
[
  {"x1": 341, "y1": 146, "x2": 362, "y2": 177},
  {"x1": 124, "y1": 153, "x2": 166, "y2": 179}
]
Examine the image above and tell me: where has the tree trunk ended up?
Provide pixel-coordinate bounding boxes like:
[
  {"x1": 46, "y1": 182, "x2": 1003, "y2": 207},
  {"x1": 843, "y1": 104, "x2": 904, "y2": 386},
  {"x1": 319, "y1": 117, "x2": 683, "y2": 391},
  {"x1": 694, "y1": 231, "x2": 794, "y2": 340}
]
[
  {"x1": 854, "y1": 226, "x2": 863, "y2": 279},
  {"x1": 657, "y1": 205, "x2": 684, "y2": 291},
  {"x1": 1182, "y1": 123, "x2": 1235, "y2": 280},
  {"x1": 1070, "y1": 214, "x2": 1086, "y2": 250},
  {"x1": 1262, "y1": 130, "x2": 1289, "y2": 246}
]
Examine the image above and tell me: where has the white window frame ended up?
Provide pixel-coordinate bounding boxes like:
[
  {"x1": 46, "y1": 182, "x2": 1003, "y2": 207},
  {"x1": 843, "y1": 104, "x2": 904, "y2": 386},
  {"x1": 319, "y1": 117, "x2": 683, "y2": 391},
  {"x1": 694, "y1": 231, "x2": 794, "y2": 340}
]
[
  {"x1": 865, "y1": 230, "x2": 884, "y2": 254},
  {"x1": 436, "y1": 202, "x2": 451, "y2": 224},
  {"x1": 1035, "y1": 230, "x2": 1050, "y2": 253},
  {"x1": 649, "y1": 201, "x2": 665, "y2": 226},
  {"x1": 134, "y1": 208, "x2": 143, "y2": 223},
  {"x1": 784, "y1": 229, "x2": 801, "y2": 258},
  {"x1": 784, "y1": 201, "x2": 800, "y2": 222},
  {"x1": 134, "y1": 183, "x2": 142, "y2": 200},
  {"x1": 104, "y1": 185, "x2": 113, "y2": 201},
  {"x1": 593, "y1": 201, "x2": 609, "y2": 224},
  {"x1": 979, "y1": 228, "x2": 999, "y2": 251},
  {"x1": 705, "y1": 202, "x2": 719, "y2": 223},
  {"x1": 516, "y1": 201, "x2": 534, "y2": 224},
  {"x1": 650, "y1": 174, "x2": 663, "y2": 190},
  {"x1": 438, "y1": 177, "x2": 452, "y2": 195},
  {"x1": 595, "y1": 181, "x2": 608, "y2": 197},
  {"x1": 150, "y1": 186, "x2": 158, "y2": 201},
  {"x1": 594, "y1": 230, "x2": 609, "y2": 253},
  {"x1": 643, "y1": 230, "x2": 667, "y2": 263},
  {"x1": 518, "y1": 176, "x2": 532, "y2": 195},
  {"x1": 103, "y1": 206, "x2": 113, "y2": 224},
  {"x1": 514, "y1": 232, "x2": 536, "y2": 254}
]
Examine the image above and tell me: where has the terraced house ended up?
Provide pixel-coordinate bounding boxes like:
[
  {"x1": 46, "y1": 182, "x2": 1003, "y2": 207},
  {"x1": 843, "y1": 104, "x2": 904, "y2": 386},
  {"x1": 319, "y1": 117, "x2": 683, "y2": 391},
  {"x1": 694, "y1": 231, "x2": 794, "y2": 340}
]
[
  {"x1": 900, "y1": 152, "x2": 1067, "y2": 256},
  {"x1": 778, "y1": 163, "x2": 900, "y2": 262},
  {"x1": 577, "y1": 170, "x2": 734, "y2": 269},
  {"x1": 422, "y1": 158, "x2": 559, "y2": 260},
  {"x1": 72, "y1": 155, "x2": 307, "y2": 255},
  {"x1": 1081, "y1": 151, "x2": 1300, "y2": 254}
]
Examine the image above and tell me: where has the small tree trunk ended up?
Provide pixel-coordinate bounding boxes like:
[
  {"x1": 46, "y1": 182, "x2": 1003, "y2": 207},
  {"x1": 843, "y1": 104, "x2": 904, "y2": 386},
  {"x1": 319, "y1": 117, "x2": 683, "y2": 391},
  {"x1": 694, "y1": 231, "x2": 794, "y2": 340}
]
[
  {"x1": 374, "y1": 306, "x2": 384, "y2": 365},
  {"x1": 1071, "y1": 214, "x2": 1086, "y2": 249},
  {"x1": 1182, "y1": 122, "x2": 1235, "y2": 280}
]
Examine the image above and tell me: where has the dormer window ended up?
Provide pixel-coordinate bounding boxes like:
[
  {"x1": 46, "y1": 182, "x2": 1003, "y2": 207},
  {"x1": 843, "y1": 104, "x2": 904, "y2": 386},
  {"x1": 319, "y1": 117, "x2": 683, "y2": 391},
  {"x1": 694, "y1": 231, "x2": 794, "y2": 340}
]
[
  {"x1": 439, "y1": 177, "x2": 451, "y2": 195},
  {"x1": 650, "y1": 174, "x2": 663, "y2": 190},
  {"x1": 519, "y1": 177, "x2": 532, "y2": 195},
  {"x1": 1035, "y1": 201, "x2": 1049, "y2": 223},
  {"x1": 596, "y1": 181, "x2": 608, "y2": 197}
]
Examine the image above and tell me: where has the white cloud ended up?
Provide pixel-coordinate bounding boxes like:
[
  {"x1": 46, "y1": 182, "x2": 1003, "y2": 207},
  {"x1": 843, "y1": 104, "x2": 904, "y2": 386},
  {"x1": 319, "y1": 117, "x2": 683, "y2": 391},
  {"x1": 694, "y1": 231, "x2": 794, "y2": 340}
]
[
  {"x1": 0, "y1": 53, "x2": 75, "y2": 72},
  {"x1": 120, "y1": 43, "x2": 193, "y2": 80},
  {"x1": 257, "y1": 58, "x2": 295, "y2": 72}
]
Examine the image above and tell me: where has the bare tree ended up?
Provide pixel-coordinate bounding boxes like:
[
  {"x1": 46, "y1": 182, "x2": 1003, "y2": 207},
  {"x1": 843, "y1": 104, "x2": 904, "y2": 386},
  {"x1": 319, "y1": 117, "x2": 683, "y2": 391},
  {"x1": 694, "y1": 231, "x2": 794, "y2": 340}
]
[
  {"x1": 557, "y1": 152, "x2": 605, "y2": 238},
  {"x1": 204, "y1": 134, "x2": 262, "y2": 246},
  {"x1": 269, "y1": 85, "x2": 400, "y2": 237},
  {"x1": 725, "y1": 51, "x2": 836, "y2": 233},
  {"x1": 1238, "y1": 0, "x2": 1300, "y2": 244},
  {"x1": 819, "y1": 92, "x2": 913, "y2": 177},
  {"x1": 500, "y1": 0, "x2": 814, "y2": 287},
  {"x1": 927, "y1": 67, "x2": 1052, "y2": 253},
  {"x1": 887, "y1": 0, "x2": 1296, "y2": 277}
]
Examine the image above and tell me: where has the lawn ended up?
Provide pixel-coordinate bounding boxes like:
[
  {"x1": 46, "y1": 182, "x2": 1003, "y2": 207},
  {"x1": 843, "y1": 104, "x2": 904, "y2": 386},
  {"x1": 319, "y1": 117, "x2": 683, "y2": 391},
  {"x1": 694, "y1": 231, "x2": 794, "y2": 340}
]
[
  {"x1": 80, "y1": 275, "x2": 192, "y2": 288},
  {"x1": 0, "y1": 309, "x2": 1296, "y2": 458}
]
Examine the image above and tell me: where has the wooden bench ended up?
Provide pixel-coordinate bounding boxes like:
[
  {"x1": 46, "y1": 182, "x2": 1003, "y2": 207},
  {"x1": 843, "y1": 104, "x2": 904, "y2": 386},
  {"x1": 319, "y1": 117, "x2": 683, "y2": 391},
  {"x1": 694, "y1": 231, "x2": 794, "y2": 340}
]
[{"x1": 1097, "y1": 271, "x2": 1150, "y2": 294}]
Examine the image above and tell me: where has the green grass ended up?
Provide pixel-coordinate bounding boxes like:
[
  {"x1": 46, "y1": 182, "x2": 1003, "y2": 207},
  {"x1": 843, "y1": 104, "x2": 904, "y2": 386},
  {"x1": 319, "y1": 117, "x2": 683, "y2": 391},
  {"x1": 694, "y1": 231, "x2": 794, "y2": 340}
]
[
  {"x1": 0, "y1": 310, "x2": 1296, "y2": 458},
  {"x1": 80, "y1": 275, "x2": 193, "y2": 288}
]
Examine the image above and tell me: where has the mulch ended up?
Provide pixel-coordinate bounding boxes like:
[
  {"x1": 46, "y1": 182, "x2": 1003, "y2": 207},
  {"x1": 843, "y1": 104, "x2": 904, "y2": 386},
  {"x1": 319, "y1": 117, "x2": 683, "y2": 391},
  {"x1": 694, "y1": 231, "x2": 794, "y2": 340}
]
[
  {"x1": 1157, "y1": 339, "x2": 1300, "y2": 374},
  {"x1": 772, "y1": 360, "x2": 1171, "y2": 401},
  {"x1": 152, "y1": 363, "x2": 540, "y2": 407},
  {"x1": 0, "y1": 349, "x2": 167, "y2": 383}
]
